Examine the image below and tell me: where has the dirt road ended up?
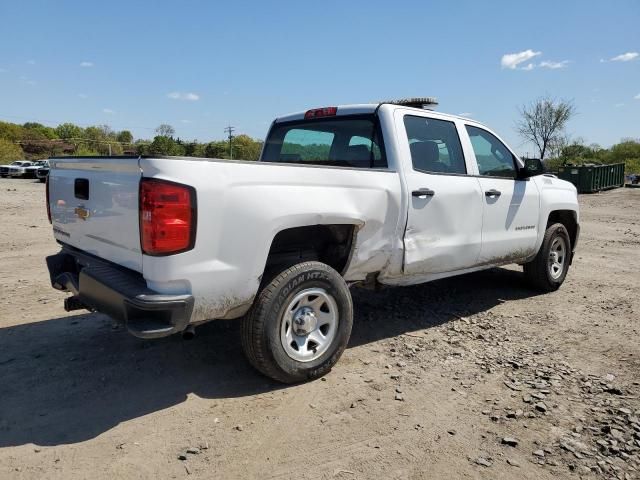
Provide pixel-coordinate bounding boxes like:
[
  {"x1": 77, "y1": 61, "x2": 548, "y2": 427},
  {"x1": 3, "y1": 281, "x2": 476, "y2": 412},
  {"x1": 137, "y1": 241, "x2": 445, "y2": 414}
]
[{"x1": 1, "y1": 179, "x2": 639, "y2": 479}]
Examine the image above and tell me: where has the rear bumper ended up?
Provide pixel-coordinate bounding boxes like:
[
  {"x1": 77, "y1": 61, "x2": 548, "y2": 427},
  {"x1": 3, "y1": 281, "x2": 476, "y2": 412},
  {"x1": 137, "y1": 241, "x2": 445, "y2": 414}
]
[{"x1": 46, "y1": 247, "x2": 194, "y2": 339}]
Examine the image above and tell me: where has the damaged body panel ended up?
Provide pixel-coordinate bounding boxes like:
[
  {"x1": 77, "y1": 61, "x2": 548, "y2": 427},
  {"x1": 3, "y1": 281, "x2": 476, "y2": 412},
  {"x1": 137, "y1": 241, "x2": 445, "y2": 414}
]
[{"x1": 138, "y1": 156, "x2": 403, "y2": 321}]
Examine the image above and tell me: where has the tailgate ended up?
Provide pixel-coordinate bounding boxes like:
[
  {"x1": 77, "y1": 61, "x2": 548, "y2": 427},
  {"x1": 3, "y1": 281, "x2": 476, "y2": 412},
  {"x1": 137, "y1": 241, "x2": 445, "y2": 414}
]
[{"x1": 49, "y1": 157, "x2": 143, "y2": 271}]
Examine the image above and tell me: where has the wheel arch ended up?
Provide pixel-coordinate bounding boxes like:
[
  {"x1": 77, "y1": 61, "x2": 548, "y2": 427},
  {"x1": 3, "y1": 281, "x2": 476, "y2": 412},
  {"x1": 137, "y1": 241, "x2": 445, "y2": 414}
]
[
  {"x1": 547, "y1": 209, "x2": 579, "y2": 251},
  {"x1": 263, "y1": 224, "x2": 358, "y2": 277}
]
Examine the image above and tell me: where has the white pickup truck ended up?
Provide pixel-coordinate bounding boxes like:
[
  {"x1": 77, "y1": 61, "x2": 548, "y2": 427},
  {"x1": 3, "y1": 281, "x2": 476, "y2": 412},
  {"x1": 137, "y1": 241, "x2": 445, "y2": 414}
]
[{"x1": 46, "y1": 99, "x2": 579, "y2": 383}]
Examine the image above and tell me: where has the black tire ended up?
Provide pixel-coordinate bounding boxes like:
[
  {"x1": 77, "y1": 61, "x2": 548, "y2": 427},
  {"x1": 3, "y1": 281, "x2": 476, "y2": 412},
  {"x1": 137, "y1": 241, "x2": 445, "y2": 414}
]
[
  {"x1": 523, "y1": 223, "x2": 571, "y2": 292},
  {"x1": 241, "y1": 261, "x2": 353, "y2": 383}
]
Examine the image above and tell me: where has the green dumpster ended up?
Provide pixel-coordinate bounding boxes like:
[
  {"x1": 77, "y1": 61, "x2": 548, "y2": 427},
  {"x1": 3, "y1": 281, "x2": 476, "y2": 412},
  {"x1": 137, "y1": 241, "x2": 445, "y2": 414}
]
[{"x1": 557, "y1": 163, "x2": 625, "y2": 193}]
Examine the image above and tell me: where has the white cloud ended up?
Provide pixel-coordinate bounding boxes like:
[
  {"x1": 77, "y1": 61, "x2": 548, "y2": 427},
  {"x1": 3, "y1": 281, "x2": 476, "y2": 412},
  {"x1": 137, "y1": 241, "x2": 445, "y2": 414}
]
[
  {"x1": 80, "y1": 61, "x2": 94, "y2": 67},
  {"x1": 501, "y1": 49, "x2": 541, "y2": 69},
  {"x1": 635, "y1": 93, "x2": 640, "y2": 100},
  {"x1": 610, "y1": 52, "x2": 638, "y2": 62},
  {"x1": 457, "y1": 112, "x2": 473, "y2": 118},
  {"x1": 521, "y1": 63, "x2": 535, "y2": 71},
  {"x1": 539, "y1": 60, "x2": 569, "y2": 69},
  {"x1": 167, "y1": 91, "x2": 200, "y2": 101},
  {"x1": 102, "y1": 108, "x2": 115, "y2": 114},
  {"x1": 78, "y1": 93, "x2": 88, "y2": 99}
]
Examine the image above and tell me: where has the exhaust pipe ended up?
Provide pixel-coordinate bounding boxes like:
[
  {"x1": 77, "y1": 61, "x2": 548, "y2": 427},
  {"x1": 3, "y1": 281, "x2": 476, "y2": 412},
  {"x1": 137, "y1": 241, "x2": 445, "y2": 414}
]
[{"x1": 182, "y1": 325, "x2": 196, "y2": 340}]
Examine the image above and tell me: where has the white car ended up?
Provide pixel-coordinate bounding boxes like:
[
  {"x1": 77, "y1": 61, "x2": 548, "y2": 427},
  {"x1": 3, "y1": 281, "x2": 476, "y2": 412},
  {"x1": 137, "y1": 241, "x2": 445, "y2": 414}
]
[
  {"x1": 0, "y1": 160, "x2": 31, "y2": 177},
  {"x1": 7, "y1": 160, "x2": 44, "y2": 178},
  {"x1": 46, "y1": 99, "x2": 579, "y2": 383},
  {"x1": 13, "y1": 160, "x2": 47, "y2": 178}
]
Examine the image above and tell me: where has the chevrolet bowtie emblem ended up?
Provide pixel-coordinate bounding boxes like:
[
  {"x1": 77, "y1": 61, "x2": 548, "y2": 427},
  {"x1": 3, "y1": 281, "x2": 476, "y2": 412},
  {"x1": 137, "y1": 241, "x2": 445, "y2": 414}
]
[{"x1": 74, "y1": 206, "x2": 90, "y2": 221}]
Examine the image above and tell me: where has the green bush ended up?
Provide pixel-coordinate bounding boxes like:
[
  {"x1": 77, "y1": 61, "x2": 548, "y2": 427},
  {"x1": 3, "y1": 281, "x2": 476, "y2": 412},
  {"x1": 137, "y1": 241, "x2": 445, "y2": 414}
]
[{"x1": 0, "y1": 138, "x2": 24, "y2": 162}]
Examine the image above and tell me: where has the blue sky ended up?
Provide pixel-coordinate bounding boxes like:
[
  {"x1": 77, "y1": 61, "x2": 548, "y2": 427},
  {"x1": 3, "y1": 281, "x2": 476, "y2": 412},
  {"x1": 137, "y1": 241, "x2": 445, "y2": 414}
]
[{"x1": 0, "y1": 0, "x2": 638, "y2": 154}]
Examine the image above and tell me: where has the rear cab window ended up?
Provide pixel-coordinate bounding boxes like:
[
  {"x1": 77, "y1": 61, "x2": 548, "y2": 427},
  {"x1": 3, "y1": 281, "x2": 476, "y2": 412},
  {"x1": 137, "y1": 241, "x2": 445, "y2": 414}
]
[{"x1": 261, "y1": 115, "x2": 387, "y2": 169}]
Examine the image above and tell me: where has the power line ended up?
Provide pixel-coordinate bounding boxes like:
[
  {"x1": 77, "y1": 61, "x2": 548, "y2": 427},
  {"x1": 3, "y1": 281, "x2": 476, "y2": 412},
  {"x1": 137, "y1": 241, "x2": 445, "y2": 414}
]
[{"x1": 224, "y1": 124, "x2": 235, "y2": 160}]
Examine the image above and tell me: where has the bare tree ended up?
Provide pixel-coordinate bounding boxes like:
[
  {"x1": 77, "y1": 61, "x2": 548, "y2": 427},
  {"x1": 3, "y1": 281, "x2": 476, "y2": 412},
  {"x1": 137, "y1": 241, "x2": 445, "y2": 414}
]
[
  {"x1": 548, "y1": 132, "x2": 571, "y2": 159},
  {"x1": 155, "y1": 124, "x2": 175, "y2": 138},
  {"x1": 516, "y1": 96, "x2": 575, "y2": 161}
]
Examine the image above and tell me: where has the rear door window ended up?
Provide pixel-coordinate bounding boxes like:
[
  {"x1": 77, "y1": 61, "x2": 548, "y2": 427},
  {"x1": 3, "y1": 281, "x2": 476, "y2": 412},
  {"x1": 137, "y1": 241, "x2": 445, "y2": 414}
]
[{"x1": 262, "y1": 116, "x2": 387, "y2": 168}]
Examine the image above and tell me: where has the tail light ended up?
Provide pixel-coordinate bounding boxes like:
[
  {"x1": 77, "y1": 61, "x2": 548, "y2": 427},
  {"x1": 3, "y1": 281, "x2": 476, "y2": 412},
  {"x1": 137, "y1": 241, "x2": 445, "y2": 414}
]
[
  {"x1": 140, "y1": 178, "x2": 196, "y2": 256},
  {"x1": 45, "y1": 175, "x2": 51, "y2": 223}
]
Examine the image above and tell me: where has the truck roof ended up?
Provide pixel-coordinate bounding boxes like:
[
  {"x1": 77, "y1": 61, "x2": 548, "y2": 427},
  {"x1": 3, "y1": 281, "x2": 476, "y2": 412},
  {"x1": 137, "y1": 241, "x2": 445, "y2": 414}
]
[{"x1": 274, "y1": 103, "x2": 475, "y2": 124}]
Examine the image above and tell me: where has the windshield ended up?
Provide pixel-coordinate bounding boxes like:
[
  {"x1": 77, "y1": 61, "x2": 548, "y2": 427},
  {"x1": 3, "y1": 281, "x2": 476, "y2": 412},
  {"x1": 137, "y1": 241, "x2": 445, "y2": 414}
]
[{"x1": 261, "y1": 115, "x2": 387, "y2": 169}]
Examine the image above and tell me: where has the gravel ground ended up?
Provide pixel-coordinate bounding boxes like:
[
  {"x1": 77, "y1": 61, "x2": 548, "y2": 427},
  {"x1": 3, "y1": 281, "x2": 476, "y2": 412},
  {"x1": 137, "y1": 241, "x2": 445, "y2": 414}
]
[{"x1": 0, "y1": 178, "x2": 639, "y2": 479}]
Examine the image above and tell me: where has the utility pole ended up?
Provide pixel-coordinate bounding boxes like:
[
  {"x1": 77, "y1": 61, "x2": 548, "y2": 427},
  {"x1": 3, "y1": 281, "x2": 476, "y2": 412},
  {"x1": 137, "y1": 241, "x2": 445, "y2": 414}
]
[{"x1": 224, "y1": 124, "x2": 235, "y2": 160}]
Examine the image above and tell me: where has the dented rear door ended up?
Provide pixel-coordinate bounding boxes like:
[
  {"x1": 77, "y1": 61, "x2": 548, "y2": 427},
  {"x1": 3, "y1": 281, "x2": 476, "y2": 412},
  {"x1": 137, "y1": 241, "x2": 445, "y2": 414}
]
[{"x1": 396, "y1": 110, "x2": 483, "y2": 275}]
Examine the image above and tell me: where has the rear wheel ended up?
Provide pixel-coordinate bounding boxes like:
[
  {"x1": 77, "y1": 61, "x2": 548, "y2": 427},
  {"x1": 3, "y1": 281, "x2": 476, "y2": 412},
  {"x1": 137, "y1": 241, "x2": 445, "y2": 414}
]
[
  {"x1": 241, "y1": 261, "x2": 353, "y2": 383},
  {"x1": 523, "y1": 223, "x2": 571, "y2": 291}
]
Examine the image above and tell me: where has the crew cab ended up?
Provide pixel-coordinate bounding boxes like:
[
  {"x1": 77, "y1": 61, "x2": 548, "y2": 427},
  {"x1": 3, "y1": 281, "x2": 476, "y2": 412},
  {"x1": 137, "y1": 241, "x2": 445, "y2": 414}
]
[{"x1": 46, "y1": 99, "x2": 580, "y2": 383}]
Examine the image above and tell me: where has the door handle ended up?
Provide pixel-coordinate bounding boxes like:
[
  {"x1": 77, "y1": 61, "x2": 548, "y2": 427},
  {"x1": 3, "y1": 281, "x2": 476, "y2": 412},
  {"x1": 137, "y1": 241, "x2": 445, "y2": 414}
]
[
  {"x1": 485, "y1": 189, "x2": 501, "y2": 197},
  {"x1": 412, "y1": 188, "x2": 435, "y2": 198}
]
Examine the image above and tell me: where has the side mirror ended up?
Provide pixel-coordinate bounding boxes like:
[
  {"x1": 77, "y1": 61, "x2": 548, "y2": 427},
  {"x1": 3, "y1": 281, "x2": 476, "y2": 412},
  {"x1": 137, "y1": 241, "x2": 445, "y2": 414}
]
[{"x1": 520, "y1": 158, "x2": 544, "y2": 178}]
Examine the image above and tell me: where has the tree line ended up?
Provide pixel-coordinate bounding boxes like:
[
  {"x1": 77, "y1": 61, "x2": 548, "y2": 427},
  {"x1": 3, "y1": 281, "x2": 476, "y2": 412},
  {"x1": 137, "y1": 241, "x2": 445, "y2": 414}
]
[
  {"x1": 517, "y1": 96, "x2": 640, "y2": 174},
  {"x1": 543, "y1": 138, "x2": 640, "y2": 174},
  {"x1": 1, "y1": 111, "x2": 639, "y2": 175},
  {"x1": 0, "y1": 120, "x2": 263, "y2": 161}
]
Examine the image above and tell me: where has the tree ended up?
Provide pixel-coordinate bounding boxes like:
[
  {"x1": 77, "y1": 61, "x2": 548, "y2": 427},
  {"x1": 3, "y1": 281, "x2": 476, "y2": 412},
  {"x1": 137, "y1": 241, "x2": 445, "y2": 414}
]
[
  {"x1": 155, "y1": 124, "x2": 175, "y2": 138},
  {"x1": 0, "y1": 138, "x2": 24, "y2": 162},
  {"x1": 82, "y1": 125, "x2": 122, "y2": 155},
  {"x1": 23, "y1": 122, "x2": 58, "y2": 139},
  {"x1": 516, "y1": 96, "x2": 575, "y2": 161},
  {"x1": 73, "y1": 145, "x2": 99, "y2": 156},
  {"x1": 148, "y1": 136, "x2": 185, "y2": 156},
  {"x1": 116, "y1": 130, "x2": 134, "y2": 144},
  {"x1": 0, "y1": 121, "x2": 24, "y2": 142},
  {"x1": 204, "y1": 141, "x2": 228, "y2": 158},
  {"x1": 232, "y1": 134, "x2": 262, "y2": 161},
  {"x1": 55, "y1": 123, "x2": 84, "y2": 140},
  {"x1": 547, "y1": 133, "x2": 570, "y2": 160},
  {"x1": 610, "y1": 140, "x2": 640, "y2": 174}
]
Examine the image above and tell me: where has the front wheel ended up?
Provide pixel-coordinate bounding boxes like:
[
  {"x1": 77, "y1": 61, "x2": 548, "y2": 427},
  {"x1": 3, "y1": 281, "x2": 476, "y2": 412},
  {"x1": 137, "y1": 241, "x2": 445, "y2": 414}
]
[
  {"x1": 523, "y1": 223, "x2": 571, "y2": 292},
  {"x1": 241, "y1": 261, "x2": 353, "y2": 383}
]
